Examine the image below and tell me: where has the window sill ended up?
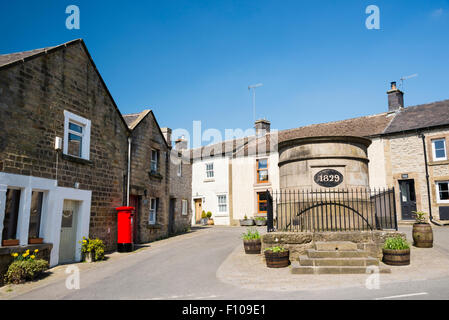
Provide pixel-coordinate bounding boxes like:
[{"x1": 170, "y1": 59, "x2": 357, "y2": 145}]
[
  {"x1": 149, "y1": 172, "x2": 163, "y2": 180},
  {"x1": 146, "y1": 223, "x2": 163, "y2": 229},
  {"x1": 62, "y1": 153, "x2": 92, "y2": 165},
  {"x1": 253, "y1": 182, "x2": 271, "y2": 188},
  {"x1": 429, "y1": 159, "x2": 449, "y2": 166},
  {"x1": 203, "y1": 178, "x2": 215, "y2": 183}
]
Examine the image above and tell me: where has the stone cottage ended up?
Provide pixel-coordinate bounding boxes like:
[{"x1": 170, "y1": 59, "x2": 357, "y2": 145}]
[{"x1": 0, "y1": 39, "x2": 129, "y2": 273}]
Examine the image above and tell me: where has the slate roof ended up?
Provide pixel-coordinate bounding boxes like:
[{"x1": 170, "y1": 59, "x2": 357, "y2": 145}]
[
  {"x1": 123, "y1": 110, "x2": 152, "y2": 130},
  {"x1": 383, "y1": 100, "x2": 449, "y2": 134}
]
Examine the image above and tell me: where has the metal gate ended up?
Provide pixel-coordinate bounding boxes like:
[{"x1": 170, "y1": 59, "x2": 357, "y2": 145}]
[{"x1": 266, "y1": 188, "x2": 398, "y2": 232}]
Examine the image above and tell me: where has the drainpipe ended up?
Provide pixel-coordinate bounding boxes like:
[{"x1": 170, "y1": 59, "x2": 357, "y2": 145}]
[
  {"x1": 127, "y1": 136, "x2": 131, "y2": 207},
  {"x1": 419, "y1": 132, "x2": 440, "y2": 226}
]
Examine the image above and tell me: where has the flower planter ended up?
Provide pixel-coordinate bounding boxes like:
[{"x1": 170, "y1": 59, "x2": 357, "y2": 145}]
[
  {"x1": 255, "y1": 219, "x2": 267, "y2": 226},
  {"x1": 2, "y1": 239, "x2": 19, "y2": 246},
  {"x1": 264, "y1": 250, "x2": 290, "y2": 268},
  {"x1": 84, "y1": 251, "x2": 95, "y2": 263},
  {"x1": 28, "y1": 238, "x2": 44, "y2": 245},
  {"x1": 382, "y1": 248, "x2": 410, "y2": 266},
  {"x1": 243, "y1": 239, "x2": 261, "y2": 254},
  {"x1": 239, "y1": 219, "x2": 255, "y2": 226},
  {"x1": 207, "y1": 219, "x2": 215, "y2": 225},
  {"x1": 200, "y1": 218, "x2": 209, "y2": 226},
  {"x1": 412, "y1": 223, "x2": 433, "y2": 248}
]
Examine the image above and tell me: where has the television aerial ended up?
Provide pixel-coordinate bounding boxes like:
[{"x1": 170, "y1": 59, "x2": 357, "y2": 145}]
[{"x1": 399, "y1": 74, "x2": 418, "y2": 91}]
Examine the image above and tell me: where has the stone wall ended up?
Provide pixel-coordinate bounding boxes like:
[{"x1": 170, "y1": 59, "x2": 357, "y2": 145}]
[
  {"x1": 129, "y1": 112, "x2": 171, "y2": 243},
  {"x1": 262, "y1": 231, "x2": 407, "y2": 261},
  {"x1": 0, "y1": 243, "x2": 52, "y2": 287},
  {"x1": 0, "y1": 41, "x2": 129, "y2": 251}
]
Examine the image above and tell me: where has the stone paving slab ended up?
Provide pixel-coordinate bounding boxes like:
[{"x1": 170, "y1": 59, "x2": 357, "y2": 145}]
[{"x1": 216, "y1": 241, "x2": 449, "y2": 292}]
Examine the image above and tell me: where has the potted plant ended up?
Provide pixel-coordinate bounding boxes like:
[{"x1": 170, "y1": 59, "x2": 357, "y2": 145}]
[
  {"x1": 412, "y1": 211, "x2": 433, "y2": 248},
  {"x1": 80, "y1": 237, "x2": 105, "y2": 262},
  {"x1": 4, "y1": 249, "x2": 48, "y2": 284},
  {"x1": 2, "y1": 239, "x2": 19, "y2": 246},
  {"x1": 200, "y1": 211, "x2": 208, "y2": 225},
  {"x1": 255, "y1": 217, "x2": 267, "y2": 226},
  {"x1": 264, "y1": 246, "x2": 290, "y2": 268},
  {"x1": 206, "y1": 211, "x2": 214, "y2": 225},
  {"x1": 382, "y1": 237, "x2": 410, "y2": 266},
  {"x1": 28, "y1": 237, "x2": 44, "y2": 244},
  {"x1": 241, "y1": 228, "x2": 261, "y2": 254},
  {"x1": 239, "y1": 215, "x2": 255, "y2": 226}
]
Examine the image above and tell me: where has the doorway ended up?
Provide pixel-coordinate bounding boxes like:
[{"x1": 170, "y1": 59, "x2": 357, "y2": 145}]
[
  {"x1": 168, "y1": 198, "x2": 176, "y2": 235},
  {"x1": 399, "y1": 179, "x2": 417, "y2": 220},
  {"x1": 194, "y1": 198, "x2": 202, "y2": 223},
  {"x1": 129, "y1": 195, "x2": 139, "y2": 243},
  {"x1": 59, "y1": 200, "x2": 79, "y2": 264}
]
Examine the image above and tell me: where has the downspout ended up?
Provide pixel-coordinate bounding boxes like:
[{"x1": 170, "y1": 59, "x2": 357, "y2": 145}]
[
  {"x1": 419, "y1": 132, "x2": 439, "y2": 226},
  {"x1": 127, "y1": 136, "x2": 131, "y2": 207}
]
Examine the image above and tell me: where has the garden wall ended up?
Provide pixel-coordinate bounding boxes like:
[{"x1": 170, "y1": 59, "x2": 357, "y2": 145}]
[{"x1": 261, "y1": 231, "x2": 406, "y2": 261}]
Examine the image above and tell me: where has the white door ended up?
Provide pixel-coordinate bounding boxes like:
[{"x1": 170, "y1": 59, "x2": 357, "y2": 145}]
[{"x1": 59, "y1": 200, "x2": 79, "y2": 264}]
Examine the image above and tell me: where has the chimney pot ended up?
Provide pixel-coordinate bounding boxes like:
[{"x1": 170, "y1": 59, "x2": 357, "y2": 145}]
[
  {"x1": 387, "y1": 82, "x2": 404, "y2": 112},
  {"x1": 255, "y1": 119, "x2": 271, "y2": 137}
]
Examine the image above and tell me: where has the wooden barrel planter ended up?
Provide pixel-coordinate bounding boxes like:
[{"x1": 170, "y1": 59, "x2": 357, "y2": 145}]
[
  {"x1": 382, "y1": 248, "x2": 410, "y2": 266},
  {"x1": 412, "y1": 223, "x2": 433, "y2": 248},
  {"x1": 243, "y1": 239, "x2": 261, "y2": 254},
  {"x1": 264, "y1": 250, "x2": 290, "y2": 268}
]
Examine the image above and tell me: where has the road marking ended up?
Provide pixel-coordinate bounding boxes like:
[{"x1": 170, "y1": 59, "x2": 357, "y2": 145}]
[{"x1": 375, "y1": 292, "x2": 428, "y2": 300}]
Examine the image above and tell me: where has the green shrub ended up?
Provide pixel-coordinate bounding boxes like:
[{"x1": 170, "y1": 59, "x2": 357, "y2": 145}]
[
  {"x1": 255, "y1": 217, "x2": 266, "y2": 221},
  {"x1": 265, "y1": 246, "x2": 287, "y2": 253},
  {"x1": 241, "y1": 228, "x2": 260, "y2": 240},
  {"x1": 201, "y1": 211, "x2": 207, "y2": 219},
  {"x1": 384, "y1": 237, "x2": 410, "y2": 250},
  {"x1": 80, "y1": 237, "x2": 105, "y2": 261},
  {"x1": 4, "y1": 259, "x2": 48, "y2": 284},
  {"x1": 206, "y1": 211, "x2": 212, "y2": 219},
  {"x1": 412, "y1": 211, "x2": 427, "y2": 223}
]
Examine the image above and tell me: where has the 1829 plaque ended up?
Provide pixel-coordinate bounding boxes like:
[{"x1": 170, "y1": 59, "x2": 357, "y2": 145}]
[{"x1": 314, "y1": 169, "x2": 343, "y2": 188}]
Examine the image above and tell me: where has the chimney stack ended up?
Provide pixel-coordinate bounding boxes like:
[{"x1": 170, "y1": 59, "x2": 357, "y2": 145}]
[
  {"x1": 255, "y1": 119, "x2": 270, "y2": 137},
  {"x1": 175, "y1": 135, "x2": 188, "y2": 151},
  {"x1": 387, "y1": 81, "x2": 404, "y2": 112},
  {"x1": 161, "y1": 128, "x2": 172, "y2": 147}
]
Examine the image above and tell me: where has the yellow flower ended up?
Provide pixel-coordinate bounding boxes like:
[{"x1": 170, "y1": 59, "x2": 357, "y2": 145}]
[
  {"x1": 34, "y1": 249, "x2": 39, "y2": 253},
  {"x1": 11, "y1": 253, "x2": 18, "y2": 257},
  {"x1": 30, "y1": 255, "x2": 35, "y2": 259},
  {"x1": 22, "y1": 253, "x2": 27, "y2": 257}
]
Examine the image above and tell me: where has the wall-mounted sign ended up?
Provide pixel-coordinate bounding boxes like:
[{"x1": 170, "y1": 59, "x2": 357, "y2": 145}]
[
  {"x1": 314, "y1": 169, "x2": 344, "y2": 188},
  {"x1": 401, "y1": 174, "x2": 409, "y2": 179}
]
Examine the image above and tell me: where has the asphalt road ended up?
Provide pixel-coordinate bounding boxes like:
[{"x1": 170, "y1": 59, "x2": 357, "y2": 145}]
[{"x1": 8, "y1": 225, "x2": 449, "y2": 300}]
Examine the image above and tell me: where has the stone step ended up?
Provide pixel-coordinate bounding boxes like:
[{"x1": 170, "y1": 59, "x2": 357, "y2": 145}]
[
  {"x1": 299, "y1": 256, "x2": 379, "y2": 267},
  {"x1": 291, "y1": 261, "x2": 391, "y2": 275},
  {"x1": 306, "y1": 249, "x2": 368, "y2": 258},
  {"x1": 314, "y1": 241, "x2": 358, "y2": 251}
]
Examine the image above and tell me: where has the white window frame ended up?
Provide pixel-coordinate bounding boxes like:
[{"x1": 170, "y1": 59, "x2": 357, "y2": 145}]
[
  {"x1": 436, "y1": 181, "x2": 449, "y2": 204},
  {"x1": 206, "y1": 163, "x2": 214, "y2": 178},
  {"x1": 149, "y1": 198, "x2": 157, "y2": 224},
  {"x1": 181, "y1": 199, "x2": 188, "y2": 216},
  {"x1": 151, "y1": 150, "x2": 158, "y2": 173},
  {"x1": 63, "y1": 110, "x2": 91, "y2": 160},
  {"x1": 218, "y1": 194, "x2": 227, "y2": 213},
  {"x1": 177, "y1": 162, "x2": 182, "y2": 177},
  {"x1": 432, "y1": 138, "x2": 447, "y2": 161}
]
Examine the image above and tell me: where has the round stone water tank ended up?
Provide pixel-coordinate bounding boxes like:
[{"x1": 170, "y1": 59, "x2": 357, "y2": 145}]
[{"x1": 278, "y1": 136, "x2": 371, "y2": 190}]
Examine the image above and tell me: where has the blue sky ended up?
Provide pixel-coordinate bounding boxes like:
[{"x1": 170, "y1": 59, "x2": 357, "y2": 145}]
[{"x1": 1, "y1": 0, "x2": 448, "y2": 142}]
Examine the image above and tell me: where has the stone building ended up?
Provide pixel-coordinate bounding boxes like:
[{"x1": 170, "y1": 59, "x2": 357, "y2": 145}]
[
  {"x1": 123, "y1": 110, "x2": 171, "y2": 243},
  {"x1": 0, "y1": 39, "x2": 129, "y2": 271}
]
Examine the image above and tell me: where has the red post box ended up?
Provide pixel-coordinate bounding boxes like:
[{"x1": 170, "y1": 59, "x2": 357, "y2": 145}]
[{"x1": 115, "y1": 206, "x2": 134, "y2": 252}]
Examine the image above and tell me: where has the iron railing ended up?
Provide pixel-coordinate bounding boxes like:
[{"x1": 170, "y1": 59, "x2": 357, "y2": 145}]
[{"x1": 266, "y1": 188, "x2": 397, "y2": 232}]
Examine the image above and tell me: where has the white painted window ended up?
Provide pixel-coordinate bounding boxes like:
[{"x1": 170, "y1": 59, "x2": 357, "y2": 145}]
[
  {"x1": 218, "y1": 195, "x2": 227, "y2": 212},
  {"x1": 63, "y1": 111, "x2": 91, "y2": 160},
  {"x1": 177, "y1": 162, "x2": 182, "y2": 177},
  {"x1": 206, "y1": 163, "x2": 214, "y2": 178},
  {"x1": 436, "y1": 181, "x2": 449, "y2": 203},
  {"x1": 182, "y1": 199, "x2": 188, "y2": 215},
  {"x1": 151, "y1": 150, "x2": 158, "y2": 173},
  {"x1": 432, "y1": 138, "x2": 447, "y2": 161},
  {"x1": 149, "y1": 198, "x2": 157, "y2": 224}
]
